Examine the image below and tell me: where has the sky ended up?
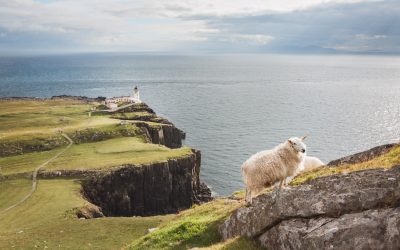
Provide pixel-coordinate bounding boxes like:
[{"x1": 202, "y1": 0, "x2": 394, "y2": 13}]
[{"x1": 0, "y1": 0, "x2": 399, "y2": 54}]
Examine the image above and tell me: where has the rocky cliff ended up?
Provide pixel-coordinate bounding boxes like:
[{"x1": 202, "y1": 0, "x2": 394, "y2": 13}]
[
  {"x1": 219, "y1": 145, "x2": 400, "y2": 249},
  {"x1": 135, "y1": 121, "x2": 185, "y2": 149},
  {"x1": 81, "y1": 149, "x2": 211, "y2": 217}
]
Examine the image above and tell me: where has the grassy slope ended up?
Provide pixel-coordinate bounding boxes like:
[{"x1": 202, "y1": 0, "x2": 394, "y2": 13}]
[
  {"x1": 130, "y1": 198, "x2": 262, "y2": 250},
  {"x1": 0, "y1": 99, "x2": 92, "y2": 138},
  {"x1": 0, "y1": 99, "x2": 121, "y2": 148},
  {"x1": 1, "y1": 137, "x2": 192, "y2": 175},
  {"x1": 0, "y1": 179, "x2": 173, "y2": 249},
  {"x1": 0, "y1": 148, "x2": 65, "y2": 176},
  {"x1": 44, "y1": 137, "x2": 192, "y2": 171},
  {"x1": 0, "y1": 178, "x2": 32, "y2": 210}
]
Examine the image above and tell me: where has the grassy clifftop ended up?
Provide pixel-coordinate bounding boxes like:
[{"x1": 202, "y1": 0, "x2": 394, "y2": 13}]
[{"x1": 0, "y1": 97, "x2": 198, "y2": 249}]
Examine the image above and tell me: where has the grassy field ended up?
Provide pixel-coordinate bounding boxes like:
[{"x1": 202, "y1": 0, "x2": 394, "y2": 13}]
[
  {"x1": 0, "y1": 178, "x2": 260, "y2": 249},
  {"x1": 0, "y1": 99, "x2": 94, "y2": 138},
  {"x1": 0, "y1": 99, "x2": 130, "y2": 148},
  {"x1": 1, "y1": 137, "x2": 192, "y2": 175},
  {"x1": 0, "y1": 178, "x2": 32, "y2": 211},
  {"x1": 0, "y1": 148, "x2": 65, "y2": 176},
  {"x1": 44, "y1": 137, "x2": 192, "y2": 171},
  {"x1": 0, "y1": 178, "x2": 174, "y2": 249}
]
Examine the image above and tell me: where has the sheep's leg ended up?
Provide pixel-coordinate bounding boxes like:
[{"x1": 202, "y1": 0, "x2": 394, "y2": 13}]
[
  {"x1": 245, "y1": 188, "x2": 252, "y2": 206},
  {"x1": 272, "y1": 179, "x2": 284, "y2": 203},
  {"x1": 279, "y1": 179, "x2": 284, "y2": 189}
]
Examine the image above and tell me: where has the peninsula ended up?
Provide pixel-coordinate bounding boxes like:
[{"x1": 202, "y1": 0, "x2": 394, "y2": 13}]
[{"x1": 0, "y1": 96, "x2": 399, "y2": 249}]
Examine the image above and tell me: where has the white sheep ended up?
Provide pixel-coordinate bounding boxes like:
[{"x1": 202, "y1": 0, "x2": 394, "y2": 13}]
[
  {"x1": 242, "y1": 136, "x2": 307, "y2": 204},
  {"x1": 302, "y1": 156, "x2": 325, "y2": 172},
  {"x1": 285, "y1": 155, "x2": 325, "y2": 184}
]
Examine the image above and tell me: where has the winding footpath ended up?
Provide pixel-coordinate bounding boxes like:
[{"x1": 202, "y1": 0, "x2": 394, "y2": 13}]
[{"x1": 0, "y1": 133, "x2": 73, "y2": 214}]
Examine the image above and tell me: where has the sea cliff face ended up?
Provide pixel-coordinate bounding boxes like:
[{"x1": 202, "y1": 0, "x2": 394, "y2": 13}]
[
  {"x1": 136, "y1": 121, "x2": 185, "y2": 149},
  {"x1": 81, "y1": 149, "x2": 211, "y2": 216}
]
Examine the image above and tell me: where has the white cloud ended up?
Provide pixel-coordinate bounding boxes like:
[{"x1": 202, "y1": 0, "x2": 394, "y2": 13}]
[
  {"x1": 219, "y1": 34, "x2": 274, "y2": 45},
  {"x1": 355, "y1": 34, "x2": 387, "y2": 40}
]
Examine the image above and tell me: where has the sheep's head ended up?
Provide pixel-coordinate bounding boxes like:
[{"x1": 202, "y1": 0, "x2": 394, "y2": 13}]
[{"x1": 288, "y1": 136, "x2": 307, "y2": 154}]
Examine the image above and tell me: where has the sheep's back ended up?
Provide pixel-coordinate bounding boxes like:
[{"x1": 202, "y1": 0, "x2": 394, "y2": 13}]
[{"x1": 242, "y1": 149, "x2": 286, "y2": 184}]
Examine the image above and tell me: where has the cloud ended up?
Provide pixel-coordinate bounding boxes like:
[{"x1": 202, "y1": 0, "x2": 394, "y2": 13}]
[
  {"x1": 218, "y1": 34, "x2": 274, "y2": 45},
  {"x1": 0, "y1": 0, "x2": 398, "y2": 54},
  {"x1": 201, "y1": 0, "x2": 400, "y2": 53}
]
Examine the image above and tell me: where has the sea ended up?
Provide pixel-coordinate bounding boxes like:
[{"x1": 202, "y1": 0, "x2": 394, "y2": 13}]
[{"x1": 1, "y1": 53, "x2": 399, "y2": 196}]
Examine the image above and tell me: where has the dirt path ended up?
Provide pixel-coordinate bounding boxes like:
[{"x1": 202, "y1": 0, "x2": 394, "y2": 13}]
[{"x1": 0, "y1": 134, "x2": 73, "y2": 213}]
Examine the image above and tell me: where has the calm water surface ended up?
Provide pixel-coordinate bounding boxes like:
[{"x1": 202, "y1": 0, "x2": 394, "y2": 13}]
[{"x1": 1, "y1": 54, "x2": 399, "y2": 195}]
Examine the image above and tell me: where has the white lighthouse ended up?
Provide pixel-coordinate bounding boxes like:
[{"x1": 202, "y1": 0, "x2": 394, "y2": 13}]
[{"x1": 133, "y1": 86, "x2": 140, "y2": 102}]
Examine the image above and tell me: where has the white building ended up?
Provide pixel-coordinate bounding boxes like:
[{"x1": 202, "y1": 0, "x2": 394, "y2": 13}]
[{"x1": 103, "y1": 86, "x2": 141, "y2": 109}]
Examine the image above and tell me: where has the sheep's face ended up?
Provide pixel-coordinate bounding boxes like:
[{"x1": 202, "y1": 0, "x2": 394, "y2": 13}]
[{"x1": 288, "y1": 136, "x2": 307, "y2": 154}]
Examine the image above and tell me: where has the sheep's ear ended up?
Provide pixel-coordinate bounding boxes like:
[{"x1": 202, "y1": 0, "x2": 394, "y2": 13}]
[
  {"x1": 288, "y1": 139, "x2": 293, "y2": 144},
  {"x1": 301, "y1": 136, "x2": 307, "y2": 141}
]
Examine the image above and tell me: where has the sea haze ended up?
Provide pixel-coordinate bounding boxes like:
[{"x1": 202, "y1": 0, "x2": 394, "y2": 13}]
[{"x1": 0, "y1": 54, "x2": 399, "y2": 195}]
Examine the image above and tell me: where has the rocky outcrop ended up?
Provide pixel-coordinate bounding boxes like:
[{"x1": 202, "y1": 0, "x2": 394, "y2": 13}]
[
  {"x1": 259, "y1": 208, "x2": 400, "y2": 250},
  {"x1": 219, "y1": 166, "x2": 400, "y2": 249},
  {"x1": 328, "y1": 143, "x2": 398, "y2": 166},
  {"x1": 135, "y1": 122, "x2": 185, "y2": 149},
  {"x1": 81, "y1": 149, "x2": 212, "y2": 217},
  {"x1": 76, "y1": 204, "x2": 104, "y2": 219},
  {"x1": 258, "y1": 207, "x2": 400, "y2": 250}
]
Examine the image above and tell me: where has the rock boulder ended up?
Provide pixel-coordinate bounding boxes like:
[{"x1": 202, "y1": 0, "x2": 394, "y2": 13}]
[{"x1": 219, "y1": 166, "x2": 400, "y2": 249}]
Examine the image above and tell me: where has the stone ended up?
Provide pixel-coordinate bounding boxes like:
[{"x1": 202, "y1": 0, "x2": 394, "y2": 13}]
[
  {"x1": 258, "y1": 208, "x2": 400, "y2": 250},
  {"x1": 145, "y1": 228, "x2": 159, "y2": 234}
]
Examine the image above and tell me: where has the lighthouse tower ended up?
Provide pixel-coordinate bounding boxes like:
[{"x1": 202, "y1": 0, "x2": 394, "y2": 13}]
[{"x1": 133, "y1": 86, "x2": 141, "y2": 102}]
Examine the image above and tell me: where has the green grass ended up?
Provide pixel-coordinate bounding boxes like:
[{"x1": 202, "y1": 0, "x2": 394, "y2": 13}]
[
  {"x1": 0, "y1": 178, "x2": 32, "y2": 211},
  {"x1": 0, "y1": 148, "x2": 65, "y2": 176},
  {"x1": 291, "y1": 145, "x2": 400, "y2": 185},
  {"x1": 44, "y1": 137, "x2": 192, "y2": 171},
  {"x1": 0, "y1": 178, "x2": 173, "y2": 249},
  {"x1": 1, "y1": 137, "x2": 192, "y2": 175},
  {"x1": 0, "y1": 99, "x2": 119, "y2": 141},
  {"x1": 66, "y1": 123, "x2": 143, "y2": 144},
  {"x1": 129, "y1": 199, "x2": 255, "y2": 250}
]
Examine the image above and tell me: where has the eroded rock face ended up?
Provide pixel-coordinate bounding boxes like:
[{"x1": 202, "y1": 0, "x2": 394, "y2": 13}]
[
  {"x1": 135, "y1": 122, "x2": 185, "y2": 149},
  {"x1": 219, "y1": 166, "x2": 400, "y2": 249},
  {"x1": 81, "y1": 150, "x2": 211, "y2": 216}
]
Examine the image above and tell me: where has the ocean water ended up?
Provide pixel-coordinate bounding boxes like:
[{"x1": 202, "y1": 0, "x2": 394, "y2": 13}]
[{"x1": 1, "y1": 54, "x2": 399, "y2": 195}]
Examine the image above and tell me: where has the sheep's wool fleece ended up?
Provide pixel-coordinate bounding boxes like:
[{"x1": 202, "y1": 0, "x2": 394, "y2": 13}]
[
  {"x1": 302, "y1": 156, "x2": 324, "y2": 172},
  {"x1": 242, "y1": 141, "x2": 303, "y2": 190}
]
